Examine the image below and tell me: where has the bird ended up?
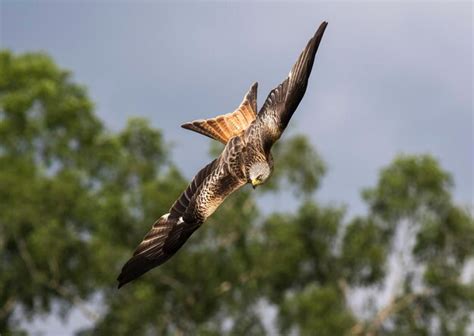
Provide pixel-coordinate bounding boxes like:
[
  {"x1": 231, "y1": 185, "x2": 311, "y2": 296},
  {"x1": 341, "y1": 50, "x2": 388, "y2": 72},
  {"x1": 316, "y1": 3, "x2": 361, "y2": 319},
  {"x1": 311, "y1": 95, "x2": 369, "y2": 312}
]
[{"x1": 117, "y1": 21, "x2": 328, "y2": 288}]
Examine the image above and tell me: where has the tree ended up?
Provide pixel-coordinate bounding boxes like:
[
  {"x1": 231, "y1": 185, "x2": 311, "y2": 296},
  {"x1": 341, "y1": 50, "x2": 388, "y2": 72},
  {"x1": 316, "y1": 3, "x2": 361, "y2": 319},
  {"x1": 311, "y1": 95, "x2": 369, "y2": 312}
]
[
  {"x1": 1, "y1": 51, "x2": 472, "y2": 335},
  {"x1": 0, "y1": 50, "x2": 104, "y2": 333},
  {"x1": 358, "y1": 156, "x2": 474, "y2": 335},
  {"x1": 0, "y1": 50, "x2": 179, "y2": 334}
]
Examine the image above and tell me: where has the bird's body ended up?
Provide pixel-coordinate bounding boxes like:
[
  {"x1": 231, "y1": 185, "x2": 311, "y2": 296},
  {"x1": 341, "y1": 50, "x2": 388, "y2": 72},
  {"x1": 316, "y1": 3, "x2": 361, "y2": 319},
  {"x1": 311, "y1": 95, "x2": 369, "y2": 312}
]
[{"x1": 118, "y1": 21, "x2": 328, "y2": 288}]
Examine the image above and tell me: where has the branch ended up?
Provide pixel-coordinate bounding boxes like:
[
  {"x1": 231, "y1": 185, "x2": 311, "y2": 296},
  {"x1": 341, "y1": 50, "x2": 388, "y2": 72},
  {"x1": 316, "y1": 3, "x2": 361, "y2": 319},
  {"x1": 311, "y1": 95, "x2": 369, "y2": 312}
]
[{"x1": 350, "y1": 290, "x2": 431, "y2": 335}]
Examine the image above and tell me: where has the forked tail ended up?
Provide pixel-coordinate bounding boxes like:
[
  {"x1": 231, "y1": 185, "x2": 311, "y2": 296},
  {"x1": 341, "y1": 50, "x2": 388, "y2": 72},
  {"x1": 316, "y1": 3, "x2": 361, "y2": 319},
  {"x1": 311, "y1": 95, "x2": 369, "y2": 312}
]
[{"x1": 181, "y1": 82, "x2": 258, "y2": 144}]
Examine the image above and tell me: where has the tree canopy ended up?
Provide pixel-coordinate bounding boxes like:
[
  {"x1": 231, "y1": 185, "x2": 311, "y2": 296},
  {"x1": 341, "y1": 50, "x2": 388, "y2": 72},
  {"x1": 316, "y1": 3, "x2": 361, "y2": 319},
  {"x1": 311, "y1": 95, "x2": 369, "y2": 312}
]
[{"x1": 1, "y1": 50, "x2": 473, "y2": 335}]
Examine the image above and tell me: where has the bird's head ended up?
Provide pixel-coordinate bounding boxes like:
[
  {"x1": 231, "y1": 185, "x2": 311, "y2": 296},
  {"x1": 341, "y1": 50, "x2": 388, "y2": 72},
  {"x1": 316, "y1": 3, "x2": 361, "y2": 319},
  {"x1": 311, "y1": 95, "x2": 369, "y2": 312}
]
[{"x1": 249, "y1": 161, "x2": 272, "y2": 189}]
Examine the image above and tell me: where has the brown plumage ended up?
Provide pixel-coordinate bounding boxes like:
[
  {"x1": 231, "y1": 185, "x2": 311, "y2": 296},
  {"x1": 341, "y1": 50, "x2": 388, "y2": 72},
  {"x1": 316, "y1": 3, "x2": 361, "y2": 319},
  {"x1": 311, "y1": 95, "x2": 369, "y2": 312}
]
[
  {"x1": 117, "y1": 22, "x2": 328, "y2": 288},
  {"x1": 181, "y1": 82, "x2": 258, "y2": 144}
]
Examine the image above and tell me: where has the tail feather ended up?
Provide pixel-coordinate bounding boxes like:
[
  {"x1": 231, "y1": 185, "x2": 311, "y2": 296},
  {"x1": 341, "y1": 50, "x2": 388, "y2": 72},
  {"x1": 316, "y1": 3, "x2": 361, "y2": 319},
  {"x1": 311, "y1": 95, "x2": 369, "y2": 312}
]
[{"x1": 181, "y1": 82, "x2": 258, "y2": 144}]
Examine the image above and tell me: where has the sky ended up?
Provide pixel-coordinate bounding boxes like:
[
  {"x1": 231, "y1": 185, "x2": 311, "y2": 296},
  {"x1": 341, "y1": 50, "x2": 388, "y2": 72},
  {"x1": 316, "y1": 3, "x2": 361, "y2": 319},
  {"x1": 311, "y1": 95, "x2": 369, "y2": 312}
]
[{"x1": 1, "y1": 1, "x2": 472, "y2": 335}]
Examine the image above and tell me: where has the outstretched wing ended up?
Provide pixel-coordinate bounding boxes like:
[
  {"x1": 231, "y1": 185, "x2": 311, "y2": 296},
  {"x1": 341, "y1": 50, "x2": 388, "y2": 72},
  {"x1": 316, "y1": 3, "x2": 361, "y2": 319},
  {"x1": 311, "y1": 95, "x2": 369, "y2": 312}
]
[
  {"x1": 117, "y1": 159, "x2": 219, "y2": 288},
  {"x1": 117, "y1": 148, "x2": 245, "y2": 288},
  {"x1": 181, "y1": 82, "x2": 258, "y2": 144},
  {"x1": 258, "y1": 22, "x2": 328, "y2": 139},
  {"x1": 117, "y1": 213, "x2": 190, "y2": 288}
]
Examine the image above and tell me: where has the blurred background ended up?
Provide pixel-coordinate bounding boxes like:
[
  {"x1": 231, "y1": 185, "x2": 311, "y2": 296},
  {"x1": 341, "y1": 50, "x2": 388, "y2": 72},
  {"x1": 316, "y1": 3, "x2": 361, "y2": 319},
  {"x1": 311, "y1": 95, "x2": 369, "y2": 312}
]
[{"x1": 0, "y1": 1, "x2": 472, "y2": 335}]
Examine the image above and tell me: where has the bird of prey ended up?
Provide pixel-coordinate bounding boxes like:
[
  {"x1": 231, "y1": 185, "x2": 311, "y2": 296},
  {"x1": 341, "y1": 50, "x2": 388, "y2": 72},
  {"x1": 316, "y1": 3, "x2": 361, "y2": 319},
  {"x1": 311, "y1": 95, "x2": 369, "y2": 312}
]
[{"x1": 117, "y1": 21, "x2": 328, "y2": 288}]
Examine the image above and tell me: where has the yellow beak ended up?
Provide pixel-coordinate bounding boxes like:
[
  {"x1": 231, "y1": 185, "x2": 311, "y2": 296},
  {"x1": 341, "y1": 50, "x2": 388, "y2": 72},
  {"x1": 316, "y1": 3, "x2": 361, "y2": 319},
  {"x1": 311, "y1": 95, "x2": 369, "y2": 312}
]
[{"x1": 251, "y1": 178, "x2": 259, "y2": 189}]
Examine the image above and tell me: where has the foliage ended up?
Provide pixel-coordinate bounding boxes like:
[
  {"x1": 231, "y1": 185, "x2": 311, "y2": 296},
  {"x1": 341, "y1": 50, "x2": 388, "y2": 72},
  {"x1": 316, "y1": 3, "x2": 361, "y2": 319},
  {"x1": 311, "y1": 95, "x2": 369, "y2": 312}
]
[{"x1": 0, "y1": 51, "x2": 472, "y2": 335}]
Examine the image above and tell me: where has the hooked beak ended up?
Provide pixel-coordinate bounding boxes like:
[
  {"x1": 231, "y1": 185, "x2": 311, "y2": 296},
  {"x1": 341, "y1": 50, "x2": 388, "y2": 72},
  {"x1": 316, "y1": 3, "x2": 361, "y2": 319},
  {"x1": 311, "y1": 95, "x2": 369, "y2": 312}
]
[{"x1": 251, "y1": 179, "x2": 258, "y2": 189}]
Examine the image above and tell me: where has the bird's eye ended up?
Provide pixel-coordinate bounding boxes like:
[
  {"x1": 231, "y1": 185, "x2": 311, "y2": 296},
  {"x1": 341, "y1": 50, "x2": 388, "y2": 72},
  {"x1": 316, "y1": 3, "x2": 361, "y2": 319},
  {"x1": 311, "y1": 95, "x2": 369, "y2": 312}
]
[{"x1": 257, "y1": 174, "x2": 263, "y2": 181}]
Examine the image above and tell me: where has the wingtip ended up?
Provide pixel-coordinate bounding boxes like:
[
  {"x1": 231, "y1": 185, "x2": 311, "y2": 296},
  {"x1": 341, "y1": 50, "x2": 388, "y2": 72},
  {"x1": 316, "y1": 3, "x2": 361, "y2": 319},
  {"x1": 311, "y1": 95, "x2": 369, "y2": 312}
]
[
  {"x1": 304, "y1": 21, "x2": 328, "y2": 59},
  {"x1": 117, "y1": 272, "x2": 128, "y2": 289},
  {"x1": 316, "y1": 21, "x2": 328, "y2": 37},
  {"x1": 116, "y1": 256, "x2": 143, "y2": 289},
  {"x1": 117, "y1": 280, "x2": 128, "y2": 289},
  {"x1": 116, "y1": 261, "x2": 140, "y2": 289}
]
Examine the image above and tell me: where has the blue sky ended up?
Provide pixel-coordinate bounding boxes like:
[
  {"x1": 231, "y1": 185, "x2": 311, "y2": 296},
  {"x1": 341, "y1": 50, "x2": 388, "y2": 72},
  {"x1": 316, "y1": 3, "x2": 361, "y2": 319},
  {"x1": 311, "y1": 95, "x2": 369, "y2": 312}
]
[{"x1": 1, "y1": 1, "x2": 472, "y2": 334}]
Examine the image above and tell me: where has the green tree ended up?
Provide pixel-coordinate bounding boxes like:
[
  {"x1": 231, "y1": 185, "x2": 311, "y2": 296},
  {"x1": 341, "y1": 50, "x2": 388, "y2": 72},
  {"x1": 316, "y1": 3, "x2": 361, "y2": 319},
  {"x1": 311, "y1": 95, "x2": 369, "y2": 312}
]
[
  {"x1": 1, "y1": 51, "x2": 472, "y2": 336},
  {"x1": 358, "y1": 156, "x2": 474, "y2": 335},
  {"x1": 0, "y1": 50, "x2": 104, "y2": 333},
  {"x1": 0, "y1": 50, "x2": 180, "y2": 334}
]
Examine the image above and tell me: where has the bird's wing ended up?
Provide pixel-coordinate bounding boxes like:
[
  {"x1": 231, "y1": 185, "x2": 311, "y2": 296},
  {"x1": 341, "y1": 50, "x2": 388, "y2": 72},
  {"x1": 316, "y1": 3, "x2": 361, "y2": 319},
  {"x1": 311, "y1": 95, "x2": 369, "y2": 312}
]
[
  {"x1": 117, "y1": 159, "x2": 219, "y2": 288},
  {"x1": 258, "y1": 22, "x2": 328, "y2": 142},
  {"x1": 117, "y1": 145, "x2": 246, "y2": 288},
  {"x1": 181, "y1": 82, "x2": 258, "y2": 144},
  {"x1": 168, "y1": 159, "x2": 220, "y2": 219}
]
